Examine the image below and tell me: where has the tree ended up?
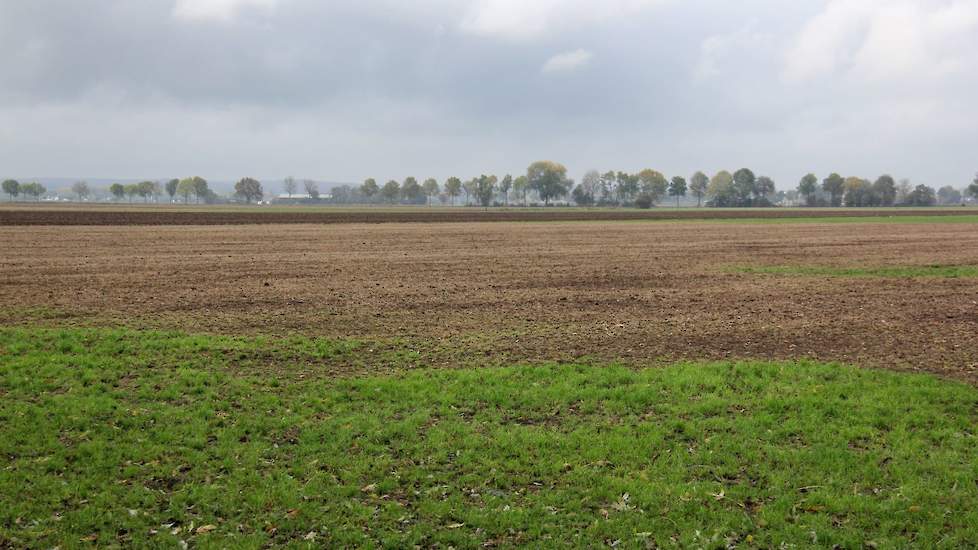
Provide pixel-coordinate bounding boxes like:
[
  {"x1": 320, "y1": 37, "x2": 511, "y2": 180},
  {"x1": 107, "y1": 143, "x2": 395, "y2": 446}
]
[
  {"x1": 399, "y1": 177, "x2": 423, "y2": 204},
  {"x1": 513, "y1": 175, "x2": 529, "y2": 206},
  {"x1": 283, "y1": 176, "x2": 297, "y2": 198},
  {"x1": 165, "y1": 179, "x2": 179, "y2": 201},
  {"x1": 124, "y1": 183, "x2": 140, "y2": 203},
  {"x1": 637, "y1": 169, "x2": 668, "y2": 205},
  {"x1": 732, "y1": 168, "x2": 756, "y2": 205},
  {"x1": 304, "y1": 180, "x2": 320, "y2": 200},
  {"x1": 176, "y1": 178, "x2": 195, "y2": 203},
  {"x1": 526, "y1": 161, "x2": 570, "y2": 206},
  {"x1": 361, "y1": 178, "x2": 379, "y2": 201},
  {"x1": 755, "y1": 176, "x2": 775, "y2": 202},
  {"x1": 707, "y1": 170, "x2": 735, "y2": 207},
  {"x1": 444, "y1": 177, "x2": 462, "y2": 206},
  {"x1": 872, "y1": 175, "x2": 897, "y2": 207},
  {"x1": 798, "y1": 173, "x2": 818, "y2": 206},
  {"x1": 474, "y1": 174, "x2": 498, "y2": 207},
  {"x1": 937, "y1": 185, "x2": 961, "y2": 205},
  {"x1": 572, "y1": 184, "x2": 595, "y2": 206},
  {"x1": 968, "y1": 173, "x2": 978, "y2": 202},
  {"x1": 462, "y1": 179, "x2": 478, "y2": 205},
  {"x1": 822, "y1": 173, "x2": 845, "y2": 207},
  {"x1": 190, "y1": 177, "x2": 209, "y2": 203},
  {"x1": 422, "y1": 178, "x2": 439, "y2": 205},
  {"x1": 896, "y1": 178, "x2": 913, "y2": 205},
  {"x1": 21, "y1": 182, "x2": 46, "y2": 201},
  {"x1": 843, "y1": 177, "x2": 874, "y2": 207},
  {"x1": 71, "y1": 181, "x2": 90, "y2": 201},
  {"x1": 381, "y1": 180, "x2": 400, "y2": 203},
  {"x1": 689, "y1": 171, "x2": 708, "y2": 207},
  {"x1": 137, "y1": 181, "x2": 156, "y2": 202},
  {"x1": 109, "y1": 183, "x2": 126, "y2": 201},
  {"x1": 2, "y1": 179, "x2": 19, "y2": 201},
  {"x1": 498, "y1": 175, "x2": 513, "y2": 205},
  {"x1": 904, "y1": 184, "x2": 936, "y2": 206},
  {"x1": 668, "y1": 176, "x2": 687, "y2": 207},
  {"x1": 235, "y1": 177, "x2": 263, "y2": 203},
  {"x1": 616, "y1": 171, "x2": 640, "y2": 204}
]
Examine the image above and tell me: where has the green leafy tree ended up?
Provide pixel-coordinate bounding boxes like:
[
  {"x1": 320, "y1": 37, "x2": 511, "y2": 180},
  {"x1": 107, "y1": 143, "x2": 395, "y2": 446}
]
[
  {"x1": 401, "y1": 177, "x2": 424, "y2": 204},
  {"x1": 937, "y1": 185, "x2": 961, "y2": 205},
  {"x1": 422, "y1": 178, "x2": 439, "y2": 205},
  {"x1": 109, "y1": 183, "x2": 126, "y2": 201},
  {"x1": 444, "y1": 177, "x2": 462, "y2": 206},
  {"x1": 843, "y1": 177, "x2": 874, "y2": 207},
  {"x1": 474, "y1": 174, "x2": 498, "y2": 207},
  {"x1": 755, "y1": 176, "x2": 775, "y2": 200},
  {"x1": 707, "y1": 170, "x2": 735, "y2": 207},
  {"x1": 526, "y1": 161, "x2": 570, "y2": 206},
  {"x1": 3, "y1": 179, "x2": 20, "y2": 201},
  {"x1": 21, "y1": 182, "x2": 46, "y2": 201},
  {"x1": 732, "y1": 168, "x2": 756, "y2": 205},
  {"x1": 965, "y1": 173, "x2": 978, "y2": 202},
  {"x1": 498, "y1": 175, "x2": 513, "y2": 205},
  {"x1": 462, "y1": 179, "x2": 478, "y2": 205},
  {"x1": 165, "y1": 179, "x2": 179, "y2": 201},
  {"x1": 616, "y1": 171, "x2": 640, "y2": 204},
  {"x1": 668, "y1": 176, "x2": 687, "y2": 207},
  {"x1": 689, "y1": 171, "x2": 708, "y2": 207},
  {"x1": 822, "y1": 173, "x2": 845, "y2": 207},
  {"x1": 235, "y1": 177, "x2": 263, "y2": 203},
  {"x1": 137, "y1": 181, "x2": 156, "y2": 202},
  {"x1": 124, "y1": 183, "x2": 140, "y2": 202},
  {"x1": 381, "y1": 180, "x2": 400, "y2": 203},
  {"x1": 637, "y1": 169, "x2": 667, "y2": 205},
  {"x1": 904, "y1": 184, "x2": 937, "y2": 206},
  {"x1": 513, "y1": 175, "x2": 529, "y2": 206},
  {"x1": 190, "y1": 177, "x2": 209, "y2": 203},
  {"x1": 176, "y1": 178, "x2": 195, "y2": 203},
  {"x1": 872, "y1": 175, "x2": 897, "y2": 207},
  {"x1": 361, "y1": 178, "x2": 379, "y2": 202},
  {"x1": 798, "y1": 173, "x2": 818, "y2": 206}
]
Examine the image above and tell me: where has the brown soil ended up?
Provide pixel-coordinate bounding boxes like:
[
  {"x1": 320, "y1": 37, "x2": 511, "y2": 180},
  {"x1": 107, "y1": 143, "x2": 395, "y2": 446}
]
[
  {"x1": 0, "y1": 205, "x2": 974, "y2": 225},
  {"x1": 2, "y1": 220, "x2": 977, "y2": 382}
]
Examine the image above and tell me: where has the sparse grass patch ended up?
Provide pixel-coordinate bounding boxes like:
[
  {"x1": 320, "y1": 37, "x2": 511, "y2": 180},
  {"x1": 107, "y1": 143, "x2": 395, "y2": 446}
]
[
  {"x1": 2, "y1": 328, "x2": 978, "y2": 548},
  {"x1": 734, "y1": 264, "x2": 978, "y2": 278}
]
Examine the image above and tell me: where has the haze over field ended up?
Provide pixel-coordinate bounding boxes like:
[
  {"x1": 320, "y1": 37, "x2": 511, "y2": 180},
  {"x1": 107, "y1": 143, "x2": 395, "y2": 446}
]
[{"x1": 2, "y1": 0, "x2": 977, "y2": 186}]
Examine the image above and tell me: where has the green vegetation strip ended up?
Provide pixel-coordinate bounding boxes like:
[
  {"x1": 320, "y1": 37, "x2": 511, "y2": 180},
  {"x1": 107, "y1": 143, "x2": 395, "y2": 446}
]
[
  {"x1": 735, "y1": 264, "x2": 978, "y2": 278},
  {"x1": 2, "y1": 329, "x2": 977, "y2": 548}
]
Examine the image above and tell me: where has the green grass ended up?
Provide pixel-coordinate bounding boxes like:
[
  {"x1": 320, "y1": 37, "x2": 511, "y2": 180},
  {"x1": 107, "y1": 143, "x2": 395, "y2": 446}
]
[
  {"x1": 2, "y1": 328, "x2": 978, "y2": 548},
  {"x1": 734, "y1": 264, "x2": 978, "y2": 278}
]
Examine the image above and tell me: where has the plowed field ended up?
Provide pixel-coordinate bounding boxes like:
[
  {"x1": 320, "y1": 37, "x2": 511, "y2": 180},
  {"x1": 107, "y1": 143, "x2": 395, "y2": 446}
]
[{"x1": 3, "y1": 217, "x2": 977, "y2": 381}]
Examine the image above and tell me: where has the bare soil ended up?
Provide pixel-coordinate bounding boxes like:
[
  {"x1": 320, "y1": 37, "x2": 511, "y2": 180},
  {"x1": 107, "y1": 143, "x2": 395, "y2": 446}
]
[{"x1": 2, "y1": 219, "x2": 977, "y2": 381}]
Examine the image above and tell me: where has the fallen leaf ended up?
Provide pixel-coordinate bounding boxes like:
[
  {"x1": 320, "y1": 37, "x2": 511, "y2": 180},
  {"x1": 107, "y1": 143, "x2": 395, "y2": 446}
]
[
  {"x1": 196, "y1": 524, "x2": 217, "y2": 535},
  {"x1": 303, "y1": 531, "x2": 317, "y2": 541},
  {"x1": 361, "y1": 483, "x2": 377, "y2": 493}
]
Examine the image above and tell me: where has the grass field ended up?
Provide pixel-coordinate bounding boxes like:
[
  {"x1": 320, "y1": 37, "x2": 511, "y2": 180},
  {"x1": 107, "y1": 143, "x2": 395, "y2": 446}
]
[
  {"x1": 2, "y1": 207, "x2": 978, "y2": 547},
  {"x1": 3, "y1": 328, "x2": 977, "y2": 548}
]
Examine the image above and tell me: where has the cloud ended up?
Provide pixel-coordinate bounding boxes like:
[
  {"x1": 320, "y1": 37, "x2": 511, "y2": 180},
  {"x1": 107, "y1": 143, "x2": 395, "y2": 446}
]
[
  {"x1": 459, "y1": 0, "x2": 669, "y2": 40},
  {"x1": 172, "y1": 0, "x2": 278, "y2": 21},
  {"x1": 541, "y1": 49, "x2": 593, "y2": 74},
  {"x1": 783, "y1": 0, "x2": 978, "y2": 83}
]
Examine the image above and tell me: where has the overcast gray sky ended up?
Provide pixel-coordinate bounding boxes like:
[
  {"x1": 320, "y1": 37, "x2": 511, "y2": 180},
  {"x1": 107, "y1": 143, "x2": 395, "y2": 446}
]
[{"x1": 2, "y1": 0, "x2": 976, "y2": 188}]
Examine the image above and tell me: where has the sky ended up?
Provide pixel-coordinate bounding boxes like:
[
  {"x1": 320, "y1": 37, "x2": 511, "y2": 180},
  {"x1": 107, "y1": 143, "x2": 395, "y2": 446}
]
[{"x1": 2, "y1": 0, "x2": 977, "y2": 189}]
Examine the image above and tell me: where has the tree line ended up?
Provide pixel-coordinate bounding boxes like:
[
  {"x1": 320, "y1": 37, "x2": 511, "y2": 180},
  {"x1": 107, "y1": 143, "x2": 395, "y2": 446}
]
[{"x1": 4, "y1": 167, "x2": 977, "y2": 207}]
